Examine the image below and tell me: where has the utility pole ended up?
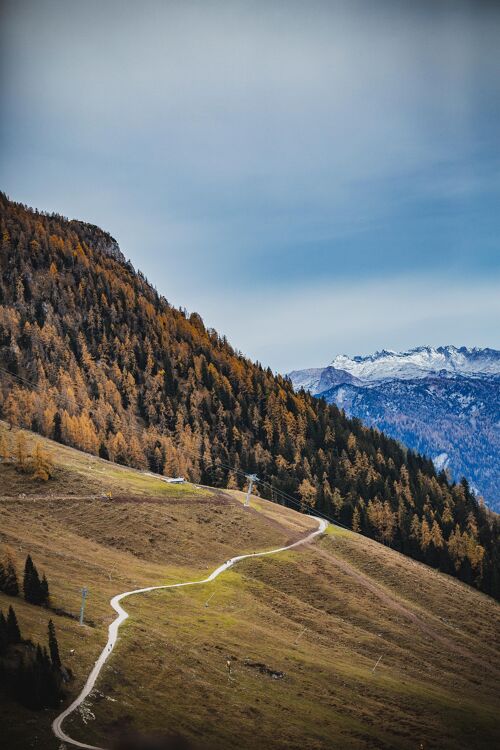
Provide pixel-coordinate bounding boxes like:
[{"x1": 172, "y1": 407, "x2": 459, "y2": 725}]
[
  {"x1": 244, "y1": 474, "x2": 259, "y2": 507},
  {"x1": 79, "y1": 587, "x2": 88, "y2": 626}
]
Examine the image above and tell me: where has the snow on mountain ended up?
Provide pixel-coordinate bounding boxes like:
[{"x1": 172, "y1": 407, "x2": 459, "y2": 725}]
[
  {"x1": 287, "y1": 366, "x2": 360, "y2": 394},
  {"x1": 288, "y1": 347, "x2": 500, "y2": 511},
  {"x1": 329, "y1": 346, "x2": 500, "y2": 383},
  {"x1": 433, "y1": 453, "x2": 450, "y2": 472}
]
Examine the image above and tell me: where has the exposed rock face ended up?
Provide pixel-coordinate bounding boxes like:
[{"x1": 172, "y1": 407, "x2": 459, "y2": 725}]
[{"x1": 69, "y1": 220, "x2": 126, "y2": 263}]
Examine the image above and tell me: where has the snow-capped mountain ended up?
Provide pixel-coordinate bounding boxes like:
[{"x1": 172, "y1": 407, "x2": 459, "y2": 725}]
[
  {"x1": 288, "y1": 347, "x2": 500, "y2": 511},
  {"x1": 330, "y1": 346, "x2": 500, "y2": 382},
  {"x1": 290, "y1": 346, "x2": 500, "y2": 393}
]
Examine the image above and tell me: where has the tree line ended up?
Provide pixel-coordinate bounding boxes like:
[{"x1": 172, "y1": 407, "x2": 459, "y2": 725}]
[
  {"x1": 0, "y1": 549, "x2": 50, "y2": 607},
  {"x1": 0, "y1": 192, "x2": 498, "y2": 598},
  {"x1": 0, "y1": 604, "x2": 65, "y2": 709}
]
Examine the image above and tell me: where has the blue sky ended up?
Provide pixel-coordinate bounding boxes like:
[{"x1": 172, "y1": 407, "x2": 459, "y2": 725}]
[{"x1": 1, "y1": 0, "x2": 499, "y2": 371}]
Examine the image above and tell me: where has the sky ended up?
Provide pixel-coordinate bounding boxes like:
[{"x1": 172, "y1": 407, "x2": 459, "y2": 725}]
[{"x1": 1, "y1": 0, "x2": 499, "y2": 372}]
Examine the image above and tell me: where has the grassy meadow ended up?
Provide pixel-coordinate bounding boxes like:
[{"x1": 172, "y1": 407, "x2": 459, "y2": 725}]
[{"x1": 0, "y1": 423, "x2": 498, "y2": 749}]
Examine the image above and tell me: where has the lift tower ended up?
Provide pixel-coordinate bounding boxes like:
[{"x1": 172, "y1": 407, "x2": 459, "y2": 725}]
[{"x1": 244, "y1": 474, "x2": 259, "y2": 507}]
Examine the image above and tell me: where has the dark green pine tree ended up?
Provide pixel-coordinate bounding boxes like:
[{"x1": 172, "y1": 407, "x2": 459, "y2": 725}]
[
  {"x1": 48, "y1": 619, "x2": 61, "y2": 670},
  {"x1": 6, "y1": 605, "x2": 21, "y2": 644},
  {"x1": 23, "y1": 555, "x2": 41, "y2": 604},
  {"x1": 31, "y1": 645, "x2": 48, "y2": 710},
  {"x1": 12, "y1": 643, "x2": 63, "y2": 710},
  {"x1": 40, "y1": 574, "x2": 50, "y2": 606},
  {"x1": 52, "y1": 411, "x2": 62, "y2": 442},
  {"x1": 2, "y1": 558, "x2": 19, "y2": 597},
  {"x1": 0, "y1": 610, "x2": 7, "y2": 655},
  {"x1": 99, "y1": 441, "x2": 110, "y2": 460}
]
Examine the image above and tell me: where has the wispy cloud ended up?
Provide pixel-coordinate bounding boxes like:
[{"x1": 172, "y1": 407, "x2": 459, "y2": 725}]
[{"x1": 1, "y1": 0, "x2": 499, "y2": 369}]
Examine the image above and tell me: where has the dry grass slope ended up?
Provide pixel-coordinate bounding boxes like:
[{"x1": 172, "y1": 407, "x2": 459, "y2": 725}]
[{"x1": 0, "y1": 424, "x2": 499, "y2": 750}]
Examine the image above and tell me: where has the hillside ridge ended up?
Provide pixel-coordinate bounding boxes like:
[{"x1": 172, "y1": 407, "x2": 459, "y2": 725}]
[{"x1": 0, "y1": 193, "x2": 499, "y2": 599}]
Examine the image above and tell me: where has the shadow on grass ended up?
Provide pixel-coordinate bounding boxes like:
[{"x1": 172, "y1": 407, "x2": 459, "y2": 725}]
[{"x1": 112, "y1": 731, "x2": 212, "y2": 750}]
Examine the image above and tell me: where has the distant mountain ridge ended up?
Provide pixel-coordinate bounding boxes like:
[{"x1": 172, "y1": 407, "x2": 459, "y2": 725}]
[
  {"x1": 330, "y1": 346, "x2": 500, "y2": 381},
  {"x1": 291, "y1": 346, "x2": 500, "y2": 393},
  {"x1": 289, "y1": 346, "x2": 500, "y2": 511}
]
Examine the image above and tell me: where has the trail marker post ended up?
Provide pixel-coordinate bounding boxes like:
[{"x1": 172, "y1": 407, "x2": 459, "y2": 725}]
[
  {"x1": 294, "y1": 626, "x2": 308, "y2": 644},
  {"x1": 372, "y1": 655, "x2": 383, "y2": 673},
  {"x1": 244, "y1": 474, "x2": 259, "y2": 508},
  {"x1": 79, "y1": 587, "x2": 88, "y2": 626}
]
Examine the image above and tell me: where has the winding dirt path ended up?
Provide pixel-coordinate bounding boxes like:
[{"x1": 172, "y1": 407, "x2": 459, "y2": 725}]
[{"x1": 52, "y1": 517, "x2": 328, "y2": 749}]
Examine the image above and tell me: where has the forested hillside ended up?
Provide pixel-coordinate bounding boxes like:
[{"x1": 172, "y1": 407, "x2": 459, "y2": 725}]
[{"x1": 0, "y1": 193, "x2": 498, "y2": 598}]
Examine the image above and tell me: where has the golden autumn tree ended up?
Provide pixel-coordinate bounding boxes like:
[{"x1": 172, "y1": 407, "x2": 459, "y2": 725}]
[
  {"x1": 352, "y1": 505, "x2": 361, "y2": 533},
  {"x1": 367, "y1": 498, "x2": 396, "y2": 545},
  {"x1": 0, "y1": 432, "x2": 9, "y2": 462},
  {"x1": 298, "y1": 478, "x2": 317, "y2": 512},
  {"x1": 15, "y1": 431, "x2": 29, "y2": 472},
  {"x1": 32, "y1": 443, "x2": 53, "y2": 481}
]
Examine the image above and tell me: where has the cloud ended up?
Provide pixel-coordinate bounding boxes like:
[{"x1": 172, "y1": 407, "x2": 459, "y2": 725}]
[{"x1": 1, "y1": 1, "x2": 499, "y2": 370}]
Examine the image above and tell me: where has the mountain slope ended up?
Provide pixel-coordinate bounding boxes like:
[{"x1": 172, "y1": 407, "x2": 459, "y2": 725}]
[
  {"x1": 1, "y1": 425, "x2": 499, "y2": 750},
  {"x1": 289, "y1": 347, "x2": 500, "y2": 510},
  {"x1": 0, "y1": 193, "x2": 499, "y2": 599}
]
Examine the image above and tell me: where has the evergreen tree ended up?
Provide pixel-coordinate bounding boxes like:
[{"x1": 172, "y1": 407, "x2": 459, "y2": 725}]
[
  {"x1": 52, "y1": 411, "x2": 62, "y2": 442},
  {"x1": 40, "y1": 574, "x2": 50, "y2": 606},
  {"x1": 23, "y1": 554, "x2": 34, "y2": 601},
  {"x1": 0, "y1": 610, "x2": 7, "y2": 655},
  {"x1": 48, "y1": 619, "x2": 61, "y2": 670},
  {"x1": 6, "y1": 605, "x2": 21, "y2": 644},
  {"x1": 1, "y1": 555, "x2": 19, "y2": 597},
  {"x1": 23, "y1": 555, "x2": 41, "y2": 605},
  {"x1": 22, "y1": 556, "x2": 49, "y2": 606},
  {"x1": 99, "y1": 441, "x2": 109, "y2": 460}
]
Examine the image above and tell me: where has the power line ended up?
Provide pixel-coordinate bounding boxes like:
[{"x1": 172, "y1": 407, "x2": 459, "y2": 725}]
[{"x1": 260, "y1": 480, "x2": 345, "y2": 528}]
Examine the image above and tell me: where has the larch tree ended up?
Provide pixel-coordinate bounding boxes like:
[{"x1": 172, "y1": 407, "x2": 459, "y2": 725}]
[
  {"x1": 32, "y1": 443, "x2": 53, "y2": 481},
  {"x1": 0, "y1": 432, "x2": 9, "y2": 461},
  {"x1": 15, "y1": 431, "x2": 29, "y2": 472},
  {"x1": 298, "y1": 478, "x2": 317, "y2": 512}
]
